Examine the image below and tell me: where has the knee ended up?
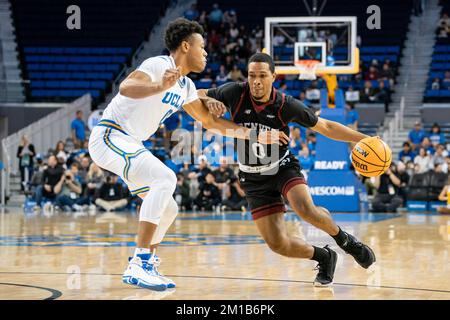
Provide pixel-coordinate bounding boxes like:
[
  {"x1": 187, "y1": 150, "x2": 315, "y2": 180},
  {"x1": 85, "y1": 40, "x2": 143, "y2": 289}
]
[
  {"x1": 166, "y1": 197, "x2": 179, "y2": 218},
  {"x1": 266, "y1": 237, "x2": 289, "y2": 256},
  {"x1": 153, "y1": 168, "x2": 177, "y2": 193}
]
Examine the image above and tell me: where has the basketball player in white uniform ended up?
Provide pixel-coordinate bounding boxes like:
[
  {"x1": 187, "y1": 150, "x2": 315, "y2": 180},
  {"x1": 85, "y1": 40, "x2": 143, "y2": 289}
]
[{"x1": 88, "y1": 18, "x2": 288, "y2": 291}]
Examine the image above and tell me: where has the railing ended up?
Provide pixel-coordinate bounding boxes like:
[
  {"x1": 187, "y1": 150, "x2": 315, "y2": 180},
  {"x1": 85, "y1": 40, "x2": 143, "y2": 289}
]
[
  {"x1": 0, "y1": 94, "x2": 92, "y2": 206},
  {"x1": 383, "y1": 96, "x2": 405, "y2": 147},
  {"x1": 0, "y1": 79, "x2": 30, "y2": 102},
  {"x1": 111, "y1": 42, "x2": 146, "y2": 96}
]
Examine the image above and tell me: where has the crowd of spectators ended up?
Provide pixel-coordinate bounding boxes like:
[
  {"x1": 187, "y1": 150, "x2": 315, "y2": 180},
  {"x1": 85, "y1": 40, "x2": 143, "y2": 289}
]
[{"x1": 360, "y1": 121, "x2": 450, "y2": 213}]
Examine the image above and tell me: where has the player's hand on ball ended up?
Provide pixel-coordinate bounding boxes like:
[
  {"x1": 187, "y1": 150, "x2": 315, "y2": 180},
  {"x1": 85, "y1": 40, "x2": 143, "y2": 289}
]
[
  {"x1": 161, "y1": 66, "x2": 182, "y2": 91},
  {"x1": 205, "y1": 98, "x2": 227, "y2": 117},
  {"x1": 257, "y1": 130, "x2": 289, "y2": 145}
]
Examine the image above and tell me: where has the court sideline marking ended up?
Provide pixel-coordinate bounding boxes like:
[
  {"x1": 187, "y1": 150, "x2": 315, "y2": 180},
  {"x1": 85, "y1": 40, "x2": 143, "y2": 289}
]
[{"x1": 1, "y1": 271, "x2": 449, "y2": 295}]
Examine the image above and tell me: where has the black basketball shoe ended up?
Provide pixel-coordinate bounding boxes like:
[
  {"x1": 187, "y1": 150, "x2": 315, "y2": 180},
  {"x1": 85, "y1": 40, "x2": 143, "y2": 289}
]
[
  {"x1": 313, "y1": 245, "x2": 338, "y2": 287},
  {"x1": 339, "y1": 232, "x2": 376, "y2": 269}
]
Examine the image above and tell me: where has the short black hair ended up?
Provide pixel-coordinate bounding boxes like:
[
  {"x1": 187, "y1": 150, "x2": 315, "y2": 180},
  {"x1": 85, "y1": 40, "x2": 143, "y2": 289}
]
[
  {"x1": 248, "y1": 53, "x2": 275, "y2": 73},
  {"x1": 164, "y1": 18, "x2": 204, "y2": 52}
]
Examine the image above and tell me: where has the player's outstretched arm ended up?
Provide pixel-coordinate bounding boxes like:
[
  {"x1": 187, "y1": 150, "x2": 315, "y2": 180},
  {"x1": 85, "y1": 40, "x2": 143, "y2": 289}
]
[
  {"x1": 119, "y1": 67, "x2": 181, "y2": 99},
  {"x1": 311, "y1": 117, "x2": 369, "y2": 143},
  {"x1": 183, "y1": 99, "x2": 289, "y2": 145}
]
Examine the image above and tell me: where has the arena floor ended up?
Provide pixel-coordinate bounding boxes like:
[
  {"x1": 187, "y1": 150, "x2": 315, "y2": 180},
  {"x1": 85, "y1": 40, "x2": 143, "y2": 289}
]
[{"x1": 0, "y1": 207, "x2": 449, "y2": 300}]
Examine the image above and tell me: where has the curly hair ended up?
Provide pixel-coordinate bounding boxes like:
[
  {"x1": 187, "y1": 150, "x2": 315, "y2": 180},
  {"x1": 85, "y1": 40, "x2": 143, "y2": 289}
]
[{"x1": 164, "y1": 18, "x2": 204, "y2": 52}]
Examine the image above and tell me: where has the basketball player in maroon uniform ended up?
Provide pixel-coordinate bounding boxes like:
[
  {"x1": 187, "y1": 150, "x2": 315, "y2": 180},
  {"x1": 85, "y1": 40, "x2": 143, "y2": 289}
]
[{"x1": 198, "y1": 53, "x2": 376, "y2": 286}]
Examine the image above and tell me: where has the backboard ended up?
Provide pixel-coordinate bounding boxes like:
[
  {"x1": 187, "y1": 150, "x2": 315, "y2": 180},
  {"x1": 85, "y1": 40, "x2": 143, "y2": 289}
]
[{"x1": 264, "y1": 16, "x2": 359, "y2": 75}]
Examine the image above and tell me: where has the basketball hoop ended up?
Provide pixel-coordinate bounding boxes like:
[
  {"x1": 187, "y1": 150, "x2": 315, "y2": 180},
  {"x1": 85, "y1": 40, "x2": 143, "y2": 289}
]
[{"x1": 295, "y1": 60, "x2": 320, "y2": 80}]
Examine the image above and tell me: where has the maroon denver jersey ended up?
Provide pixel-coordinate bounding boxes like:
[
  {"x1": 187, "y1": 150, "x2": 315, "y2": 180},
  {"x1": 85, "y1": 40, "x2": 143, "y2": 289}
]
[{"x1": 207, "y1": 82, "x2": 318, "y2": 168}]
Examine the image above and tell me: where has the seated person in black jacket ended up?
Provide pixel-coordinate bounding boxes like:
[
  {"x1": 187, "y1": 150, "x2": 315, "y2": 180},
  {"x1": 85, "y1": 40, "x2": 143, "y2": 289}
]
[
  {"x1": 193, "y1": 173, "x2": 221, "y2": 211},
  {"x1": 94, "y1": 175, "x2": 128, "y2": 212},
  {"x1": 371, "y1": 163, "x2": 409, "y2": 213},
  {"x1": 34, "y1": 155, "x2": 64, "y2": 207},
  {"x1": 221, "y1": 176, "x2": 248, "y2": 211}
]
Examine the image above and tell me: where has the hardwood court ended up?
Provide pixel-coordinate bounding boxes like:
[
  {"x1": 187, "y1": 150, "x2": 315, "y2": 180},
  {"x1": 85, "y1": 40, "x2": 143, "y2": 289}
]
[{"x1": 0, "y1": 207, "x2": 449, "y2": 300}]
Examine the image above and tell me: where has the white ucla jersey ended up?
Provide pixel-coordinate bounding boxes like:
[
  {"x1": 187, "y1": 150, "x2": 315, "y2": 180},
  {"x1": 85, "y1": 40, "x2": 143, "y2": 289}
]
[{"x1": 101, "y1": 55, "x2": 198, "y2": 141}]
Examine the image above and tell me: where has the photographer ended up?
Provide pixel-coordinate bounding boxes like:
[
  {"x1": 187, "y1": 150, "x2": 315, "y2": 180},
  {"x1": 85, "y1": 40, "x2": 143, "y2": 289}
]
[
  {"x1": 221, "y1": 176, "x2": 247, "y2": 212},
  {"x1": 371, "y1": 162, "x2": 408, "y2": 213},
  {"x1": 34, "y1": 155, "x2": 64, "y2": 207},
  {"x1": 94, "y1": 175, "x2": 128, "y2": 212},
  {"x1": 54, "y1": 163, "x2": 83, "y2": 211},
  {"x1": 193, "y1": 172, "x2": 221, "y2": 211}
]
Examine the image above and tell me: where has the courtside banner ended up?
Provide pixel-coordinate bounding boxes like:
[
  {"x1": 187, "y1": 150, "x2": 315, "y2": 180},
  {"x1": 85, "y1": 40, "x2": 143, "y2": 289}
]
[
  {"x1": 314, "y1": 108, "x2": 351, "y2": 170},
  {"x1": 308, "y1": 170, "x2": 361, "y2": 212}
]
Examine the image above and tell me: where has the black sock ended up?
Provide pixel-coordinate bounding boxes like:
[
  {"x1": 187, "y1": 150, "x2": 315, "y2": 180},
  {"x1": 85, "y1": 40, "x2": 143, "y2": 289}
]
[
  {"x1": 332, "y1": 226, "x2": 348, "y2": 247},
  {"x1": 311, "y1": 246, "x2": 330, "y2": 264}
]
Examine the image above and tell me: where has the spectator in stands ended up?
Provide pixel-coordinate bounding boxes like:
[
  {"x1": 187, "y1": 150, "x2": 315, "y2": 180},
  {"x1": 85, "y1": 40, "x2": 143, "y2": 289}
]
[
  {"x1": 78, "y1": 156, "x2": 91, "y2": 185},
  {"x1": 408, "y1": 121, "x2": 426, "y2": 149},
  {"x1": 298, "y1": 91, "x2": 311, "y2": 107},
  {"x1": 229, "y1": 23, "x2": 239, "y2": 40},
  {"x1": 396, "y1": 161, "x2": 411, "y2": 204},
  {"x1": 398, "y1": 142, "x2": 416, "y2": 163},
  {"x1": 30, "y1": 156, "x2": 45, "y2": 193},
  {"x1": 298, "y1": 147, "x2": 314, "y2": 172},
  {"x1": 437, "y1": 177, "x2": 450, "y2": 214},
  {"x1": 85, "y1": 163, "x2": 104, "y2": 206},
  {"x1": 414, "y1": 147, "x2": 432, "y2": 173},
  {"x1": 184, "y1": 4, "x2": 199, "y2": 21},
  {"x1": 278, "y1": 82, "x2": 288, "y2": 94},
  {"x1": 208, "y1": 29, "x2": 221, "y2": 49},
  {"x1": 439, "y1": 13, "x2": 450, "y2": 26},
  {"x1": 189, "y1": 155, "x2": 212, "y2": 186},
  {"x1": 428, "y1": 123, "x2": 446, "y2": 147},
  {"x1": 345, "y1": 104, "x2": 359, "y2": 130},
  {"x1": 222, "y1": 9, "x2": 237, "y2": 25},
  {"x1": 54, "y1": 163, "x2": 83, "y2": 211},
  {"x1": 379, "y1": 63, "x2": 394, "y2": 88},
  {"x1": 208, "y1": 3, "x2": 223, "y2": 26},
  {"x1": 307, "y1": 132, "x2": 317, "y2": 157},
  {"x1": 420, "y1": 136, "x2": 435, "y2": 154},
  {"x1": 443, "y1": 71, "x2": 450, "y2": 89},
  {"x1": 365, "y1": 66, "x2": 379, "y2": 81},
  {"x1": 289, "y1": 126, "x2": 303, "y2": 156},
  {"x1": 54, "y1": 140, "x2": 69, "y2": 165},
  {"x1": 17, "y1": 135, "x2": 36, "y2": 192},
  {"x1": 227, "y1": 65, "x2": 245, "y2": 82},
  {"x1": 34, "y1": 155, "x2": 64, "y2": 208},
  {"x1": 371, "y1": 163, "x2": 406, "y2": 213},
  {"x1": 213, "y1": 157, "x2": 235, "y2": 191},
  {"x1": 221, "y1": 176, "x2": 247, "y2": 212},
  {"x1": 95, "y1": 175, "x2": 128, "y2": 212},
  {"x1": 432, "y1": 144, "x2": 448, "y2": 168},
  {"x1": 71, "y1": 110, "x2": 88, "y2": 149},
  {"x1": 375, "y1": 80, "x2": 391, "y2": 113},
  {"x1": 305, "y1": 81, "x2": 321, "y2": 102},
  {"x1": 198, "y1": 10, "x2": 207, "y2": 25},
  {"x1": 272, "y1": 31, "x2": 286, "y2": 46},
  {"x1": 431, "y1": 78, "x2": 441, "y2": 90},
  {"x1": 175, "y1": 173, "x2": 191, "y2": 211},
  {"x1": 345, "y1": 86, "x2": 360, "y2": 106},
  {"x1": 215, "y1": 65, "x2": 229, "y2": 82},
  {"x1": 193, "y1": 173, "x2": 221, "y2": 211},
  {"x1": 360, "y1": 81, "x2": 376, "y2": 103}
]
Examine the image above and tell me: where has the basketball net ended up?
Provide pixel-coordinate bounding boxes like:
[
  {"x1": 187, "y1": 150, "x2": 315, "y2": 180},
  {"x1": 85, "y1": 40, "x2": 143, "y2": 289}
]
[{"x1": 295, "y1": 60, "x2": 320, "y2": 80}]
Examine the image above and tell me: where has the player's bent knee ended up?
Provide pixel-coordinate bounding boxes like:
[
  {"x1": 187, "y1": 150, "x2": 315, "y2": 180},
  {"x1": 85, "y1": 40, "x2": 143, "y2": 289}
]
[{"x1": 266, "y1": 237, "x2": 289, "y2": 256}]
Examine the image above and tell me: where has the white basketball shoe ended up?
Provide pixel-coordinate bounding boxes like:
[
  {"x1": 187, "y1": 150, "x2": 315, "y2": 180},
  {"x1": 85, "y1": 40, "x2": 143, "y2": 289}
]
[
  {"x1": 122, "y1": 253, "x2": 167, "y2": 291},
  {"x1": 151, "y1": 255, "x2": 176, "y2": 289}
]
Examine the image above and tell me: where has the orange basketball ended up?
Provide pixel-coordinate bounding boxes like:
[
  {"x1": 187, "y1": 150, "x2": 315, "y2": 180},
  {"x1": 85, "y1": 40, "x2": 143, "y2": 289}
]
[{"x1": 351, "y1": 137, "x2": 392, "y2": 177}]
